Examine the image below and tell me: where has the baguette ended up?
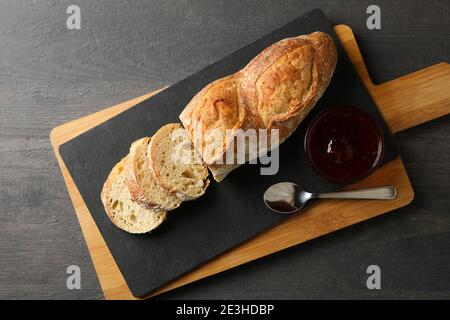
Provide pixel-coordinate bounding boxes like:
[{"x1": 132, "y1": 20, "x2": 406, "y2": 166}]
[{"x1": 180, "y1": 31, "x2": 337, "y2": 181}]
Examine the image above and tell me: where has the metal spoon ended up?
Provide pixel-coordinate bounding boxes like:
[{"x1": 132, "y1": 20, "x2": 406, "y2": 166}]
[{"x1": 263, "y1": 182, "x2": 397, "y2": 214}]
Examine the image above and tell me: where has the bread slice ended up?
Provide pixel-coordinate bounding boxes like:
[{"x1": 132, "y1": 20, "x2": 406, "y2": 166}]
[
  {"x1": 124, "y1": 137, "x2": 182, "y2": 211},
  {"x1": 101, "y1": 158, "x2": 167, "y2": 234},
  {"x1": 149, "y1": 123, "x2": 209, "y2": 200}
]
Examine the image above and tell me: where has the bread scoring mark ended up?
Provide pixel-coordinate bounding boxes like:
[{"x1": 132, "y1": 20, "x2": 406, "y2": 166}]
[
  {"x1": 197, "y1": 79, "x2": 240, "y2": 130},
  {"x1": 192, "y1": 78, "x2": 243, "y2": 160},
  {"x1": 256, "y1": 45, "x2": 315, "y2": 127}
]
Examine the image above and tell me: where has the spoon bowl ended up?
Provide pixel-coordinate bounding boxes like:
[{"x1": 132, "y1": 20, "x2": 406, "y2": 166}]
[{"x1": 263, "y1": 182, "x2": 311, "y2": 214}]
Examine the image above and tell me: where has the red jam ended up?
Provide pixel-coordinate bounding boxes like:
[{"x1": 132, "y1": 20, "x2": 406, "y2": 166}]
[{"x1": 305, "y1": 106, "x2": 384, "y2": 183}]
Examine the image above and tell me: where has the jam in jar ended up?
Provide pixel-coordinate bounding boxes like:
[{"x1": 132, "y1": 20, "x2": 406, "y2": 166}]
[{"x1": 304, "y1": 106, "x2": 384, "y2": 183}]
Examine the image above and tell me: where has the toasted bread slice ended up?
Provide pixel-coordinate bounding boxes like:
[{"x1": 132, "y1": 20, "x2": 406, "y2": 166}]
[
  {"x1": 101, "y1": 158, "x2": 167, "y2": 234},
  {"x1": 124, "y1": 137, "x2": 182, "y2": 211},
  {"x1": 149, "y1": 123, "x2": 209, "y2": 200}
]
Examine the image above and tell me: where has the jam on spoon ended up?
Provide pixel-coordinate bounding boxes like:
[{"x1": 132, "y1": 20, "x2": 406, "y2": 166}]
[{"x1": 305, "y1": 106, "x2": 384, "y2": 183}]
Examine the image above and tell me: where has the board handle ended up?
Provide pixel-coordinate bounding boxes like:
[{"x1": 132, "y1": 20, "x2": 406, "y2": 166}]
[{"x1": 334, "y1": 25, "x2": 450, "y2": 135}]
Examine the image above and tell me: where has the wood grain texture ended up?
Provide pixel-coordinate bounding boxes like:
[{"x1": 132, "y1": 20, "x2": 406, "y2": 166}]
[
  {"x1": 337, "y1": 25, "x2": 450, "y2": 133},
  {"x1": 2, "y1": 0, "x2": 449, "y2": 300},
  {"x1": 51, "y1": 24, "x2": 449, "y2": 299}
]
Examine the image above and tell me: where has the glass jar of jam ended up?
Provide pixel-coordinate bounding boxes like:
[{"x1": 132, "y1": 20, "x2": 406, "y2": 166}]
[{"x1": 304, "y1": 106, "x2": 384, "y2": 183}]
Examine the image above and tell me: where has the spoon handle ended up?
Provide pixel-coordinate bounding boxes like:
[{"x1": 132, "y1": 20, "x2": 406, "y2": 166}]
[{"x1": 315, "y1": 186, "x2": 397, "y2": 200}]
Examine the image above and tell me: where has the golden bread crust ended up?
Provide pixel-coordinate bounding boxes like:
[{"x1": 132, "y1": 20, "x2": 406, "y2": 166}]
[{"x1": 180, "y1": 31, "x2": 337, "y2": 182}]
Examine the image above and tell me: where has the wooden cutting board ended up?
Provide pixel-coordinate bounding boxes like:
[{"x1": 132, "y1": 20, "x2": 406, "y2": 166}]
[{"x1": 50, "y1": 24, "x2": 450, "y2": 299}]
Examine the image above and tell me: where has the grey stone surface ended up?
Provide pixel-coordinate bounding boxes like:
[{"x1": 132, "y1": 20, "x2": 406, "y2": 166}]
[{"x1": 0, "y1": 0, "x2": 448, "y2": 299}]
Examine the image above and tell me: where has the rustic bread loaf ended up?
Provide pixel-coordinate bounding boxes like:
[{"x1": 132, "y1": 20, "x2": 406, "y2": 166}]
[
  {"x1": 148, "y1": 123, "x2": 209, "y2": 201},
  {"x1": 124, "y1": 137, "x2": 182, "y2": 211},
  {"x1": 101, "y1": 159, "x2": 167, "y2": 234},
  {"x1": 180, "y1": 31, "x2": 337, "y2": 182}
]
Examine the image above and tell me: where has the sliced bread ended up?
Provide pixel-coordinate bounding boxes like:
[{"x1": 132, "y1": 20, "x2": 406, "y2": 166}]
[
  {"x1": 101, "y1": 158, "x2": 167, "y2": 234},
  {"x1": 124, "y1": 137, "x2": 182, "y2": 211},
  {"x1": 149, "y1": 123, "x2": 209, "y2": 200}
]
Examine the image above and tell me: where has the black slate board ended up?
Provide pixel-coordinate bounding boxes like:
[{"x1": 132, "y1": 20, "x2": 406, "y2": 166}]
[{"x1": 60, "y1": 9, "x2": 398, "y2": 297}]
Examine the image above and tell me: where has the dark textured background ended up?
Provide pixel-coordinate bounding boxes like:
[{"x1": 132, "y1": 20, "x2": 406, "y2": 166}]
[{"x1": 0, "y1": 0, "x2": 448, "y2": 299}]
